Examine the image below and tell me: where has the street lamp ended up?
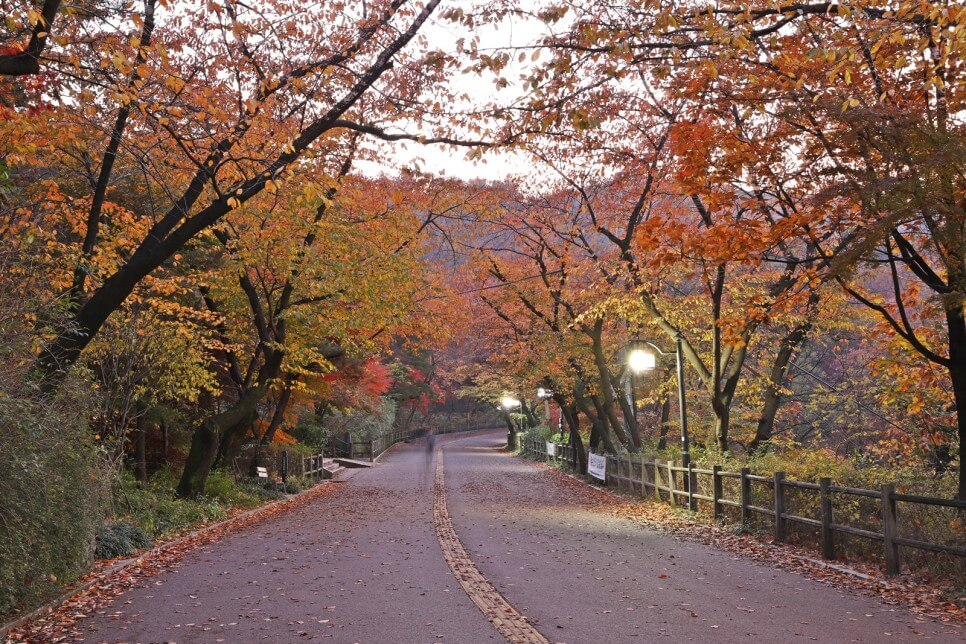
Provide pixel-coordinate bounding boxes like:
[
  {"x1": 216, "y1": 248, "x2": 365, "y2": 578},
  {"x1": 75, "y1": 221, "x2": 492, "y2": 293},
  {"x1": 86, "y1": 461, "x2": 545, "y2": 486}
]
[
  {"x1": 627, "y1": 348, "x2": 656, "y2": 373},
  {"x1": 626, "y1": 334, "x2": 691, "y2": 468},
  {"x1": 536, "y1": 387, "x2": 553, "y2": 429},
  {"x1": 501, "y1": 395, "x2": 522, "y2": 447}
]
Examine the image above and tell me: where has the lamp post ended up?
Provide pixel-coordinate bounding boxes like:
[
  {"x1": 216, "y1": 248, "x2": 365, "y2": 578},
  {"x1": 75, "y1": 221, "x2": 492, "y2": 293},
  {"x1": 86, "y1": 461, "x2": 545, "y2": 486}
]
[
  {"x1": 536, "y1": 387, "x2": 553, "y2": 426},
  {"x1": 627, "y1": 334, "x2": 690, "y2": 468},
  {"x1": 501, "y1": 395, "x2": 521, "y2": 447}
]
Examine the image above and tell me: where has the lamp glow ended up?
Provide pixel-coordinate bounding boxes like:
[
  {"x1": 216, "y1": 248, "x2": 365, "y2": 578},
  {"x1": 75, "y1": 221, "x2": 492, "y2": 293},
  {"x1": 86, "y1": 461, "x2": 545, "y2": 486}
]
[
  {"x1": 500, "y1": 396, "x2": 521, "y2": 410},
  {"x1": 627, "y1": 348, "x2": 656, "y2": 373}
]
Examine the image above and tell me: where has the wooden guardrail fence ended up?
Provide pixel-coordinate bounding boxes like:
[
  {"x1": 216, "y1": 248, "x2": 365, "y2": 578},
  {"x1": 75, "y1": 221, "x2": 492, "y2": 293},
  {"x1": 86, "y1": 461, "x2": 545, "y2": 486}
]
[
  {"x1": 301, "y1": 452, "x2": 326, "y2": 480},
  {"x1": 518, "y1": 436, "x2": 965, "y2": 577}
]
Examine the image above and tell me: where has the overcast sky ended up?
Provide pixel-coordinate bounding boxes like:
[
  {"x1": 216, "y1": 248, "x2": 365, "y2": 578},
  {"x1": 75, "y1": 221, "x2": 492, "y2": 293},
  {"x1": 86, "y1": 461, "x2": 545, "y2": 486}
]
[{"x1": 356, "y1": 6, "x2": 552, "y2": 183}]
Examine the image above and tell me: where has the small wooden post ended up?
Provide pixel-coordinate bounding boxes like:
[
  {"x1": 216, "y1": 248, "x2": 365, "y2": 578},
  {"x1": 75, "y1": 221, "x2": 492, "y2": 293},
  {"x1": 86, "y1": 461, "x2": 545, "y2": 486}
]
[
  {"x1": 639, "y1": 455, "x2": 646, "y2": 497},
  {"x1": 712, "y1": 465, "x2": 723, "y2": 520},
  {"x1": 687, "y1": 462, "x2": 698, "y2": 511},
  {"x1": 774, "y1": 471, "x2": 787, "y2": 542},
  {"x1": 740, "y1": 467, "x2": 751, "y2": 526},
  {"x1": 651, "y1": 459, "x2": 661, "y2": 501},
  {"x1": 820, "y1": 477, "x2": 834, "y2": 559},
  {"x1": 627, "y1": 454, "x2": 633, "y2": 493},
  {"x1": 667, "y1": 460, "x2": 676, "y2": 505},
  {"x1": 881, "y1": 484, "x2": 900, "y2": 576}
]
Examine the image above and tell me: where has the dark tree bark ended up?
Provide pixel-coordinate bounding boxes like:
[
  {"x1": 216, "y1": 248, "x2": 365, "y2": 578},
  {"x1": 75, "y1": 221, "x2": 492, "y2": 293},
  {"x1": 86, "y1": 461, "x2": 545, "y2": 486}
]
[
  {"x1": 946, "y1": 306, "x2": 966, "y2": 500},
  {"x1": 565, "y1": 405, "x2": 587, "y2": 472},
  {"x1": 657, "y1": 397, "x2": 670, "y2": 451},
  {"x1": 69, "y1": 0, "x2": 156, "y2": 308},
  {"x1": 176, "y1": 383, "x2": 268, "y2": 497},
  {"x1": 586, "y1": 319, "x2": 634, "y2": 449},
  {"x1": 0, "y1": 0, "x2": 61, "y2": 76},
  {"x1": 520, "y1": 400, "x2": 540, "y2": 429},
  {"x1": 574, "y1": 383, "x2": 616, "y2": 454},
  {"x1": 750, "y1": 292, "x2": 820, "y2": 452},
  {"x1": 135, "y1": 412, "x2": 148, "y2": 483},
  {"x1": 34, "y1": 0, "x2": 444, "y2": 389},
  {"x1": 260, "y1": 379, "x2": 295, "y2": 445},
  {"x1": 161, "y1": 416, "x2": 169, "y2": 464}
]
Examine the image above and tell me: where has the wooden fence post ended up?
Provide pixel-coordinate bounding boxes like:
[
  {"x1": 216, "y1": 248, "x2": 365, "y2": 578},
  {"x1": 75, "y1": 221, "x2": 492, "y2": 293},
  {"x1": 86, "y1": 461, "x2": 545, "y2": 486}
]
[
  {"x1": 820, "y1": 477, "x2": 834, "y2": 559},
  {"x1": 639, "y1": 456, "x2": 646, "y2": 497},
  {"x1": 667, "y1": 460, "x2": 675, "y2": 506},
  {"x1": 651, "y1": 459, "x2": 661, "y2": 502},
  {"x1": 712, "y1": 465, "x2": 723, "y2": 520},
  {"x1": 740, "y1": 467, "x2": 751, "y2": 526},
  {"x1": 627, "y1": 454, "x2": 633, "y2": 493},
  {"x1": 774, "y1": 472, "x2": 787, "y2": 542},
  {"x1": 687, "y1": 463, "x2": 697, "y2": 511},
  {"x1": 881, "y1": 484, "x2": 900, "y2": 576}
]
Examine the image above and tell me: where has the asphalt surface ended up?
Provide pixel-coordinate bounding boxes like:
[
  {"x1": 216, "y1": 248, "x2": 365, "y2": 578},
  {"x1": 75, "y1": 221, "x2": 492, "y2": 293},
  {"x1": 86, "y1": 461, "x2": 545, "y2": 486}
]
[{"x1": 77, "y1": 431, "x2": 963, "y2": 643}]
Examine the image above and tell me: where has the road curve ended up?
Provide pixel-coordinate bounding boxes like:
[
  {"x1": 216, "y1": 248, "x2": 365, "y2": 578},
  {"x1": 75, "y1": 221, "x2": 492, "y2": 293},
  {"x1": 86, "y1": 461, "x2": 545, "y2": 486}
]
[{"x1": 73, "y1": 430, "x2": 961, "y2": 643}]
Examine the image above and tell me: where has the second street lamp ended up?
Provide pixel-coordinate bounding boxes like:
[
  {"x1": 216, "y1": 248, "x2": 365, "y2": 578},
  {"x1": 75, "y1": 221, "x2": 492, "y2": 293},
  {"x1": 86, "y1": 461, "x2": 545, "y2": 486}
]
[
  {"x1": 501, "y1": 395, "x2": 522, "y2": 447},
  {"x1": 536, "y1": 387, "x2": 553, "y2": 430},
  {"x1": 627, "y1": 335, "x2": 691, "y2": 468}
]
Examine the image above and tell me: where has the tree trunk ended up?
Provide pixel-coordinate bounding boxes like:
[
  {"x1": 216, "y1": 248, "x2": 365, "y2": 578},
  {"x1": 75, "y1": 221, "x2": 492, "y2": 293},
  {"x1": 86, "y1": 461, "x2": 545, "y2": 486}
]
[
  {"x1": 587, "y1": 321, "x2": 634, "y2": 449},
  {"x1": 565, "y1": 408, "x2": 587, "y2": 473},
  {"x1": 161, "y1": 416, "x2": 169, "y2": 465},
  {"x1": 612, "y1": 370, "x2": 641, "y2": 450},
  {"x1": 520, "y1": 400, "x2": 539, "y2": 428},
  {"x1": 946, "y1": 305, "x2": 966, "y2": 500},
  {"x1": 261, "y1": 383, "x2": 294, "y2": 445},
  {"x1": 502, "y1": 411, "x2": 516, "y2": 442},
  {"x1": 751, "y1": 293, "x2": 819, "y2": 453},
  {"x1": 575, "y1": 389, "x2": 616, "y2": 454},
  {"x1": 657, "y1": 397, "x2": 670, "y2": 451},
  {"x1": 135, "y1": 413, "x2": 148, "y2": 483},
  {"x1": 213, "y1": 409, "x2": 258, "y2": 470},
  {"x1": 713, "y1": 405, "x2": 730, "y2": 453},
  {"x1": 176, "y1": 384, "x2": 268, "y2": 498}
]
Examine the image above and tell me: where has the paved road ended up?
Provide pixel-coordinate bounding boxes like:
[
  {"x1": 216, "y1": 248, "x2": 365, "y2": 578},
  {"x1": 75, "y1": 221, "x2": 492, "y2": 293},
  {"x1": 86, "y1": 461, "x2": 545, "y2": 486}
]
[{"x1": 77, "y1": 431, "x2": 962, "y2": 643}]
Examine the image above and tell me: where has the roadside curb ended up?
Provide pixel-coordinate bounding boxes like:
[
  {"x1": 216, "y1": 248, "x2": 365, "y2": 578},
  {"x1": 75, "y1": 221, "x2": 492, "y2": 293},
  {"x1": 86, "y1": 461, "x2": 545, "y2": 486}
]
[{"x1": 1, "y1": 480, "x2": 333, "y2": 642}]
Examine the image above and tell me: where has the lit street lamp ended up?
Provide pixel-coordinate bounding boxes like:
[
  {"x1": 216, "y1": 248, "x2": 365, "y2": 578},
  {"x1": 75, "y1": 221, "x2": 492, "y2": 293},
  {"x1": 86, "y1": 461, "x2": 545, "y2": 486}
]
[
  {"x1": 627, "y1": 334, "x2": 691, "y2": 468},
  {"x1": 501, "y1": 395, "x2": 522, "y2": 447},
  {"x1": 536, "y1": 387, "x2": 553, "y2": 431}
]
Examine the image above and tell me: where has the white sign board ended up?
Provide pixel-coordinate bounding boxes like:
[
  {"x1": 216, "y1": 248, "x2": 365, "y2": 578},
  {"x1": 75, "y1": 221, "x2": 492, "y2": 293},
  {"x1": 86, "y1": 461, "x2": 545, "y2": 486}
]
[
  {"x1": 587, "y1": 452, "x2": 607, "y2": 481},
  {"x1": 546, "y1": 441, "x2": 556, "y2": 457}
]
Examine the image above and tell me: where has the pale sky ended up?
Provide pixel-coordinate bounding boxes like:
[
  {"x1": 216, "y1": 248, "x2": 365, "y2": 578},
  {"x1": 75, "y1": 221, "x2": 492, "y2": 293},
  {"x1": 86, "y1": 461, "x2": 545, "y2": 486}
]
[{"x1": 355, "y1": 4, "x2": 554, "y2": 183}]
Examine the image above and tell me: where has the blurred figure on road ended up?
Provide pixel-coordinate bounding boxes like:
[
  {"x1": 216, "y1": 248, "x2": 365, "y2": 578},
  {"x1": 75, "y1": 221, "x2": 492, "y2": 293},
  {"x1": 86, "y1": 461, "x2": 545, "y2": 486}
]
[{"x1": 424, "y1": 432, "x2": 436, "y2": 469}]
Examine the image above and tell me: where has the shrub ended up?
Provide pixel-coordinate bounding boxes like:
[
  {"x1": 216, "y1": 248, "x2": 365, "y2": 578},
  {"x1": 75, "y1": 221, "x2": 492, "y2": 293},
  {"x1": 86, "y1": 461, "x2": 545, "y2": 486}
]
[
  {"x1": 321, "y1": 398, "x2": 398, "y2": 442},
  {"x1": 0, "y1": 387, "x2": 105, "y2": 616},
  {"x1": 528, "y1": 425, "x2": 563, "y2": 441},
  {"x1": 94, "y1": 522, "x2": 152, "y2": 559},
  {"x1": 112, "y1": 468, "x2": 228, "y2": 538}
]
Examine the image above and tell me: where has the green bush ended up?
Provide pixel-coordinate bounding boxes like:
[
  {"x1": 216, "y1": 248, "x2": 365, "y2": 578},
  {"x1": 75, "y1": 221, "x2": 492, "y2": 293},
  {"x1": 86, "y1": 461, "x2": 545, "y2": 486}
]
[
  {"x1": 528, "y1": 425, "x2": 563, "y2": 441},
  {"x1": 95, "y1": 522, "x2": 152, "y2": 559},
  {"x1": 112, "y1": 469, "x2": 228, "y2": 538},
  {"x1": 321, "y1": 398, "x2": 398, "y2": 442},
  {"x1": 0, "y1": 387, "x2": 105, "y2": 616},
  {"x1": 289, "y1": 416, "x2": 328, "y2": 449}
]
